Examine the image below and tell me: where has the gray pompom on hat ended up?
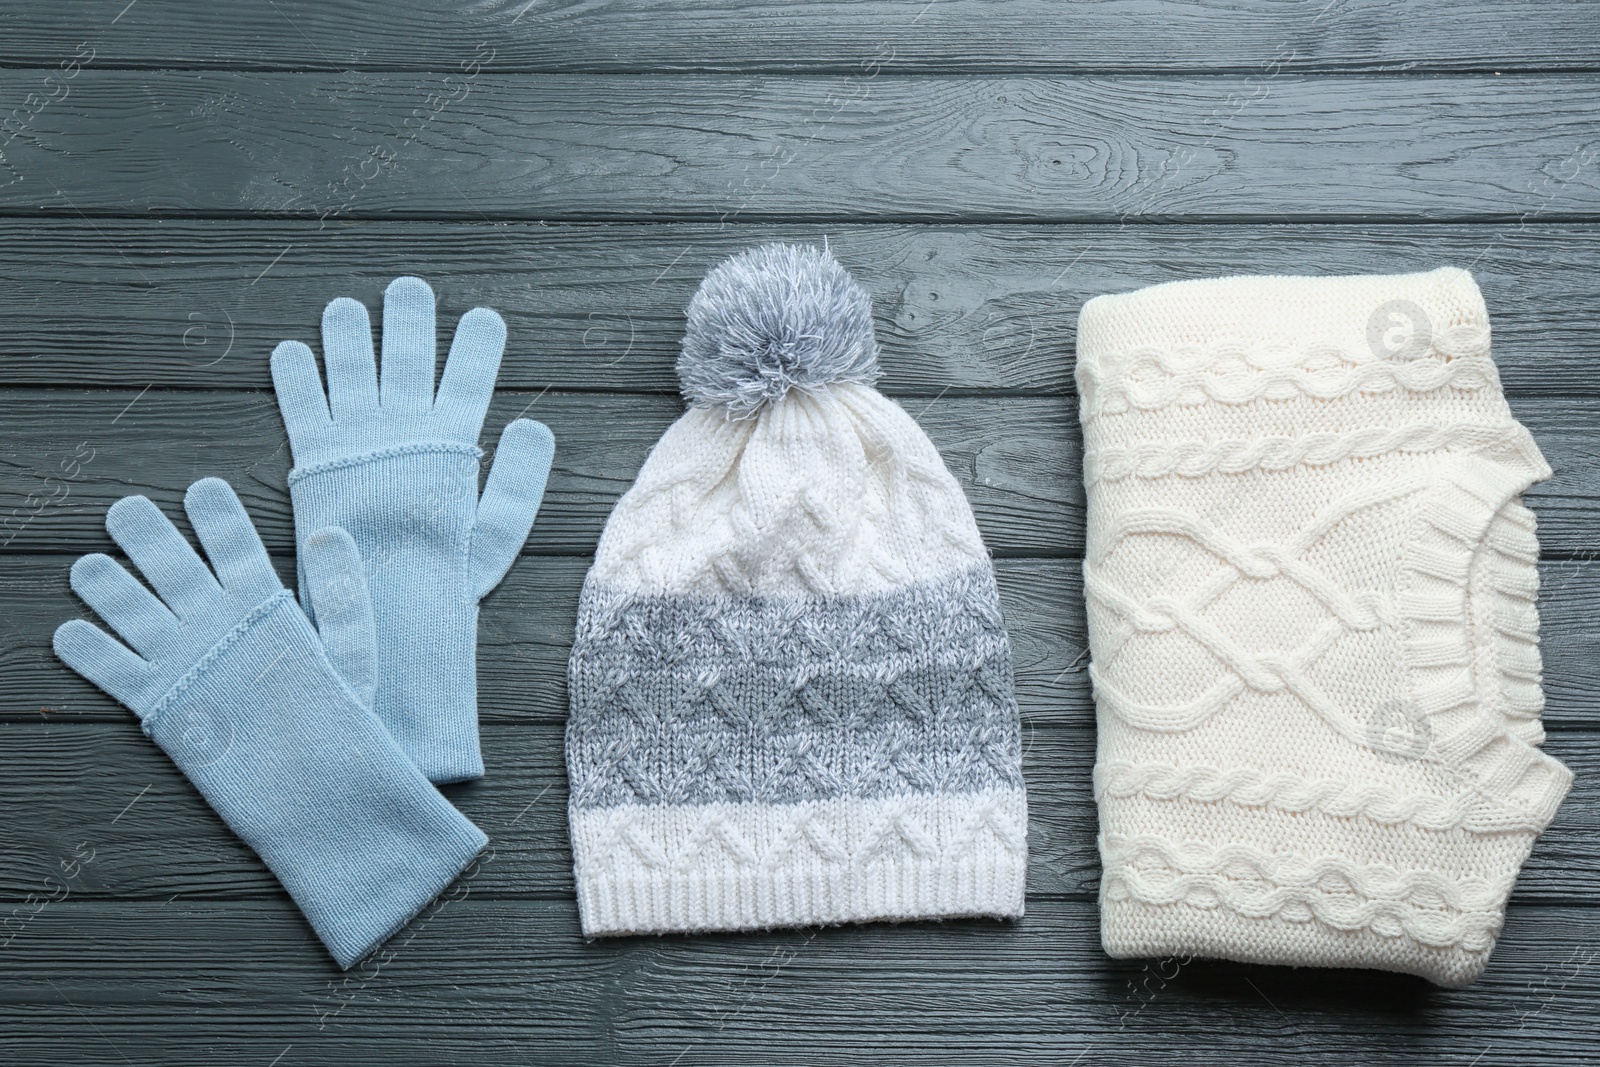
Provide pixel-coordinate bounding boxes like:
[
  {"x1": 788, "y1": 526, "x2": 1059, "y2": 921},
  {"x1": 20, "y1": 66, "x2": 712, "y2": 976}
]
[{"x1": 677, "y1": 243, "x2": 882, "y2": 418}]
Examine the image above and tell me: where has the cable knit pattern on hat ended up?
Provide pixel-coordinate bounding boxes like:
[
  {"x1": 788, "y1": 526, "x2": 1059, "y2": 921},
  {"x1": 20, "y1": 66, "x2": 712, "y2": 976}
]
[
  {"x1": 1076, "y1": 267, "x2": 1571, "y2": 987},
  {"x1": 566, "y1": 245, "x2": 1026, "y2": 936}
]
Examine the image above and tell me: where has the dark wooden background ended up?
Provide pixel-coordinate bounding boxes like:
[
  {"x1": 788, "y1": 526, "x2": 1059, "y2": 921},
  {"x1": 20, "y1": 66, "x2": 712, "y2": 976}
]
[{"x1": 1, "y1": 2, "x2": 1598, "y2": 1064}]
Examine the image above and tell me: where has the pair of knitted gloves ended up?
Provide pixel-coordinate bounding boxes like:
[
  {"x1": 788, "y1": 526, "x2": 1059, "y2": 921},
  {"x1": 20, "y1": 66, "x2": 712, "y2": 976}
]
[{"x1": 53, "y1": 278, "x2": 554, "y2": 967}]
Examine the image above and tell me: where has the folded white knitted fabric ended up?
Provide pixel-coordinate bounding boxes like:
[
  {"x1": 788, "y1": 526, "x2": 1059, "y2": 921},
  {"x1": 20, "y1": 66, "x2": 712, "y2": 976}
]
[{"x1": 1076, "y1": 267, "x2": 1571, "y2": 987}]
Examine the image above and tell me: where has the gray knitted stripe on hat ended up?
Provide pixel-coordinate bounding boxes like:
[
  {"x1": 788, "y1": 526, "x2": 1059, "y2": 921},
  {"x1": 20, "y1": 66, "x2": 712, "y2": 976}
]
[{"x1": 566, "y1": 564, "x2": 1023, "y2": 810}]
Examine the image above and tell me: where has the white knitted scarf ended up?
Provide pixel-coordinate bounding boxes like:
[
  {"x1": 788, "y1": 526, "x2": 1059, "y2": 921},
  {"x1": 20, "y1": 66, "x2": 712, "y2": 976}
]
[{"x1": 1076, "y1": 267, "x2": 1571, "y2": 986}]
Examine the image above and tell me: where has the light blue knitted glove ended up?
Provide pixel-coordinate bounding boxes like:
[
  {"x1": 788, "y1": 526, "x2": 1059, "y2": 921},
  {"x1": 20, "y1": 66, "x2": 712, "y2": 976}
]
[
  {"x1": 271, "y1": 277, "x2": 555, "y2": 783},
  {"x1": 53, "y1": 478, "x2": 487, "y2": 969}
]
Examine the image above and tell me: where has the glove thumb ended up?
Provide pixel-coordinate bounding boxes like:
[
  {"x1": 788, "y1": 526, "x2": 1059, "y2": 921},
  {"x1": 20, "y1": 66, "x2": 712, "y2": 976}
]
[
  {"x1": 470, "y1": 419, "x2": 555, "y2": 600},
  {"x1": 301, "y1": 526, "x2": 376, "y2": 709}
]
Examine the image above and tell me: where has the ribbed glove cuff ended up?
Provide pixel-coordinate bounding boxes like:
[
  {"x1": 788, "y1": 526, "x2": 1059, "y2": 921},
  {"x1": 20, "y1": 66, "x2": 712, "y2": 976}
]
[
  {"x1": 289, "y1": 445, "x2": 484, "y2": 784},
  {"x1": 147, "y1": 592, "x2": 488, "y2": 968}
]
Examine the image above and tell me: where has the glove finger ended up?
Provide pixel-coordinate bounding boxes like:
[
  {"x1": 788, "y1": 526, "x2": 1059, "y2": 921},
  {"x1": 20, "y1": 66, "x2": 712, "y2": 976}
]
[
  {"x1": 321, "y1": 296, "x2": 380, "y2": 419},
  {"x1": 271, "y1": 340, "x2": 332, "y2": 432},
  {"x1": 105, "y1": 494, "x2": 221, "y2": 619},
  {"x1": 379, "y1": 276, "x2": 437, "y2": 415},
  {"x1": 301, "y1": 526, "x2": 376, "y2": 708},
  {"x1": 434, "y1": 306, "x2": 506, "y2": 436},
  {"x1": 469, "y1": 418, "x2": 555, "y2": 599},
  {"x1": 53, "y1": 618, "x2": 153, "y2": 711},
  {"x1": 68, "y1": 553, "x2": 180, "y2": 660},
  {"x1": 185, "y1": 478, "x2": 281, "y2": 602}
]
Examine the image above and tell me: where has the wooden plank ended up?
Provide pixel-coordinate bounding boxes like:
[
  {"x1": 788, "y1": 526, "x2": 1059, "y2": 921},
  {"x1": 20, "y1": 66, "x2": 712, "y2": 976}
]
[
  {"x1": 0, "y1": 896, "x2": 1596, "y2": 1065},
  {"x1": 0, "y1": 388, "x2": 1083, "y2": 558},
  {"x1": 0, "y1": 219, "x2": 1597, "y2": 398},
  {"x1": 2, "y1": 73, "x2": 1599, "y2": 220},
  {"x1": 0, "y1": 716, "x2": 1594, "y2": 904},
  {"x1": 3, "y1": 388, "x2": 1600, "y2": 559},
  {"x1": 2, "y1": 0, "x2": 1598, "y2": 73}
]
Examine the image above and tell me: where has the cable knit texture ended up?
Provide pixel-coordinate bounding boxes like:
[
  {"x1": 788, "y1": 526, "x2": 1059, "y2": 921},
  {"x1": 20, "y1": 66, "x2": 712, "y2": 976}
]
[
  {"x1": 1076, "y1": 267, "x2": 1571, "y2": 987},
  {"x1": 566, "y1": 245, "x2": 1027, "y2": 936}
]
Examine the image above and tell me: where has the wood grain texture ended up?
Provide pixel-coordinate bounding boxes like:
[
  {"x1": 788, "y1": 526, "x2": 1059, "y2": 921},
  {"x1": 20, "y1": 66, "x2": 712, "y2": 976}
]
[
  {"x1": 1, "y1": 219, "x2": 1597, "y2": 397},
  {"x1": 2, "y1": 4, "x2": 1598, "y2": 1062},
  {"x1": 3, "y1": 388, "x2": 1598, "y2": 558},
  {"x1": 1, "y1": 898, "x2": 1597, "y2": 1066},
  {"x1": 3, "y1": 0, "x2": 1599, "y2": 73},
  {"x1": 2, "y1": 73, "x2": 1600, "y2": 221}
]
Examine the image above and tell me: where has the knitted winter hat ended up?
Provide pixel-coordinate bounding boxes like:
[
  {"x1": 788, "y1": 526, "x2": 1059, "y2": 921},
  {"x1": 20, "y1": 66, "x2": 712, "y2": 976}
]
[
  {"x1": 1077, "y1": 267, "x2": 1571, "y2": 986},
  {"x1": 566, "y1": 244, "x2": 1027, "y2": 936}
]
